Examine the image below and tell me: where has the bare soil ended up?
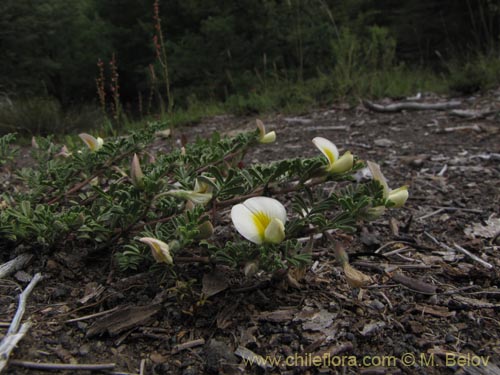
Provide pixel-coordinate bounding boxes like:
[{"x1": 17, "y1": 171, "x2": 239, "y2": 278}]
[{"x1": 1, "y1": 90, "x2": 500, "y2": 375}]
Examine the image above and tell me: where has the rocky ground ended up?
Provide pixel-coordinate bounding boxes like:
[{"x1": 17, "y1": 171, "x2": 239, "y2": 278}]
[{"x1": 1, "y1": 90, "x2": 500, "y2": 375}]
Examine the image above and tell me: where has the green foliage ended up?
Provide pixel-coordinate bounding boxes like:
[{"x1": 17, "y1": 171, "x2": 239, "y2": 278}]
[
  {"x1": 0, "y1": 121, "x2": 404, "y2": 276},
  {"x1": 3, "y1": 0, "x2": 499, "y2": 111},
  {"x1": 0, "y1": 133, "x2": 18, "y2": 166},
  {"x1": 446, "y1": 53, "x2": 500, "y2": 94},
  {"x1": 0, "y1": 97, "x2": 105, "y2": 136}
]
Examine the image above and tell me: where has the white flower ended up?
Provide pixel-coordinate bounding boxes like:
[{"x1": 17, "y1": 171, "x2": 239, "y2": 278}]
[
  {"x1": 139, "y1": 237, "x2": 173, "y2": 265},
  {"x1": 366, "y1": 161, "x2": 409, "y2": 208},
  {"x1": 231, "y1": 197, "x2": 286, "y2": 244},
  {"x1": 256, "y1": 119, "x2": 276, "y2": 144},
  {"x1": 312, "y1": 137, "x2": 353, "y2": 173},
  {"x1": 79, "y1": 133, "x2": 104, "y2": 151}
]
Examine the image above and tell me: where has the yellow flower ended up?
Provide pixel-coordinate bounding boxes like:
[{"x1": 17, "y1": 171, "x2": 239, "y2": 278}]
[
  {"x1": 312, "y1": 137, "x2": 353, "y2": 173},
  {"x1": 366, "y1": 161, "x2": 409, "y2": 208},
  {"x1": 79, "y1": 133, "x2": 104, "y2": 151},
  {"x1": 231, "y1": 197, "x2": 286, "y2": 244},
  {"x1": 139, "y1": 237, "x2": 173, "y2": 265},
  {"x1": 256, "y1": 119, "x2": 276, "y2": 144}
]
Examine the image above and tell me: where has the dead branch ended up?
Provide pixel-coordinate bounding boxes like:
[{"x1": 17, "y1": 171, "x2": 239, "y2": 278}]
[
  {"x1": 0, "y1": 272, "x2": 43, "y2": 373},
  {"x1": 363, "y1": 99, "x2": 461, "y2": 113},
  {"x1": 0, "y1": 254, "x2": 33, "y2": 279},
  {"x1": 449, "y1": 109, "x2": 499, "y2": 120},
  {"x1": 7, "y1": 273, "x2": 43, "y2": 334}
]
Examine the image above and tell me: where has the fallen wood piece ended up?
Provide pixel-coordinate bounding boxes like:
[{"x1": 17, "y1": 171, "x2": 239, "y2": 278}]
[
  {"x1": 8, "y1": 360, "x2": 116, "y2": 372},
  {"x1": 452, "y1": 295, "x2": 500, "y2": 309},
  {"x1": 0, "y1": 254, "x2": 33, "y2": 279},
  {"x1": 86, "y1": 304, "x2": 160, "y2": 337},
  {"x1": 171, "y1": 338, "x2": 205, "y2": 354},
  {"x1": 441, "y1": 124, "x2": 482, "y2": 133},
  {"x1": 390, "y1": 272, "x2": 437, "y2": 295},
  {"x1": 450, "y1": 109, "x2": 499, "y2": 119},
  {"x1": 363, "y1": 99, "x2": 461, "y2": 113}
]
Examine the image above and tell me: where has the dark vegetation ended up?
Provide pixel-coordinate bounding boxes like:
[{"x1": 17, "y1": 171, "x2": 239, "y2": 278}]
[{"x1": 0, "y1": 0, "x2": 499, "y2": 135}]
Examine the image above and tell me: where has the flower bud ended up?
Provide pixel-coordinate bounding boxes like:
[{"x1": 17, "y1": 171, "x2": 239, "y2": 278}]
[
  {"x1": 131, "y1": 153, "x2": 145, "y2": 190},
  {"x1": 244, "y1": 261, "x2": 259, "y2": 277},
  {"x1": 196, "y1": 220, "x2": 214, "y2": 240}
]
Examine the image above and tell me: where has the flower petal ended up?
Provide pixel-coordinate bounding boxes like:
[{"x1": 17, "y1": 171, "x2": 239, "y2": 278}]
[
  {"x1": 259, "y1": 131, "x2": 276, "y2": 144},
  {"x1": 366, "y1": 161, "x2": 390, "y2": 198},
  {"x1": 79, "y1": 133, "x2": 102, "y2": 151},
  {"x1": 231, "y1": 203, "x2": 264, "y2": 244},
  {"x1": 256, "y1": 119, "x2": 266, "y2": 138},
  {"x1": 139, "y1": 237, "x2": 173, "y2": 265},
  {"x1": 328, "y1": 151, "x2": 354, "y2": 173},
  {"x1": 387, "y1": 186, "x2": 409, "y2": 208},
  {"x1": 312, "y1": 137, "x2": 339, "y2": 165},
  {"x1": 242, "y1": 197, "x2": 287, "y2": 225},
  {"x1": 264, "y1": 217, "x2": 285, "y2": 243}
]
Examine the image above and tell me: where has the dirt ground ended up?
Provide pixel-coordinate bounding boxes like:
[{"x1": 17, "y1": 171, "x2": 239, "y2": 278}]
[{"x1": 1, "y1": 90, "x2": 500, "y2": 375}]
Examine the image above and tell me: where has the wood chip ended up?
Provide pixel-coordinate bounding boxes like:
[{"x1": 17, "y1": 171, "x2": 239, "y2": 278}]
[
  {"x1": 86, "y1": 304, "x2": 160, "y2": 337},
  {"x1": 390, "y1": 272, "x2": 437, "y2": 294},
  {"x1": 413, "y1": 304, "x2": 455, "y2": 317},
  {"x1": 256, "y1": 309, "x2": 297, "y2": 323}
]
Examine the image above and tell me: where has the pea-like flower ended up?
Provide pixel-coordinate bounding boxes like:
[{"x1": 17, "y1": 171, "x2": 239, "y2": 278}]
[
  {"x1": 79, "y1": 133, "x2": 104, "y2": 151},
  {"x1": 231, "y1": 197, "x2": 286, "y2": 244},
  {"x1": 366, "y1": 161, "x2": 409, "y2": 208},
  {"x1": 139, "y1": 237, "x2": 173, "y2": 265},
  {"x1": 256, "y1": 119, "x2": 276, "y2": 144},
  {"x1": 312, "y1": 137, "x2": 353, "y2": 174}
]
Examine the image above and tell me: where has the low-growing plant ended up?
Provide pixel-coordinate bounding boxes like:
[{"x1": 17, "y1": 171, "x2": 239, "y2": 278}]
[{"x1": 0, "y1": 120, "x2": 408, "y2": 287}]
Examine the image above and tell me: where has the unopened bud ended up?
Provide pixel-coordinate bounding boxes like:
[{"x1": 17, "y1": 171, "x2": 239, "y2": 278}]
[
  {"x1": 244, "y1": 261, "x2": 259, "y2": 277},
  {"x1": 131, "y1": 153, "x2": 145, "y2": 190},
  {"x1": 196, "y1": 220, "x2": 214, "y2": 240}
]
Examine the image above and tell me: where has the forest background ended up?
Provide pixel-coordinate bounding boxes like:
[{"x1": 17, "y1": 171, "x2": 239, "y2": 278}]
[{"x1": 0, "y1": 0, "x2": 499, "y2": 136}]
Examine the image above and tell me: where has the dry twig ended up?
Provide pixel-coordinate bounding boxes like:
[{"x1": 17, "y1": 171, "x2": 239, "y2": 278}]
[
  {"x1": 363, "y1": 99, "x2": 461, "y2": 113},
  {"x1": 0, "y1": 273, "x2": 43, "y2": 373}
]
